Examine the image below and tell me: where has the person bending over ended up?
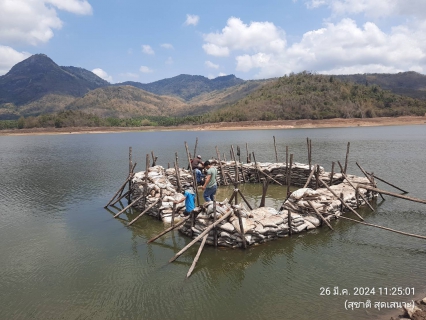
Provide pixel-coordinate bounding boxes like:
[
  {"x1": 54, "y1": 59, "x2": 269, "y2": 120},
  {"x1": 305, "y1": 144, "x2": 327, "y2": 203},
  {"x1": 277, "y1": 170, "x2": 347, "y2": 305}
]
[{"x1": 174, "y1": 184, "x2": 195, "y2": 216}]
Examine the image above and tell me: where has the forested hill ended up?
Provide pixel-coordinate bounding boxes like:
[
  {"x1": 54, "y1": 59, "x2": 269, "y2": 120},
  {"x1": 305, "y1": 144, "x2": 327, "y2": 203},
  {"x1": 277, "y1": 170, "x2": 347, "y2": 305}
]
[{"x1": 201, "y1": 72, "x2": 426, "y2": 123}]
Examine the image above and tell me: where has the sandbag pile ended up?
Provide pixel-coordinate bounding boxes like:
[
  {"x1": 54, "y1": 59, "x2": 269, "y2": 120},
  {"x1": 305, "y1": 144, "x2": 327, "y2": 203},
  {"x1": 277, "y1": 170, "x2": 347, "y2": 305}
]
[{"x1": 131, "y1": 166, "x2": 188, "y2": 221}]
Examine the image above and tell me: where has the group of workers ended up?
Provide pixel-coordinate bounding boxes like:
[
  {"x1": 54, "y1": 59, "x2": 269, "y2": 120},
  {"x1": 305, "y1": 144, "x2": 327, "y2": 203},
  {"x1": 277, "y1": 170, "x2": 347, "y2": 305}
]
[{"x1": 174, "y1": 155, "x2": 218, "y2": 216}]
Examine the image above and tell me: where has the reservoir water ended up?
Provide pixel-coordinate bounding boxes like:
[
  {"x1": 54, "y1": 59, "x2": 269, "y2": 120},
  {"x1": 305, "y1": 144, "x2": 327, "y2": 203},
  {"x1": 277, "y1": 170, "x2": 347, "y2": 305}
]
[{"x1": 0, "y1": 125, "x2": 425, "y2": 319}]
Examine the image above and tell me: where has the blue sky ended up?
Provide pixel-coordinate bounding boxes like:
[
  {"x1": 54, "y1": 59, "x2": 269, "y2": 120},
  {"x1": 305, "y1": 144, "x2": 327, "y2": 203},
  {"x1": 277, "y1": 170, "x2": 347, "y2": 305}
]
[{"x1": 1, "y1": 0, "x2": 426, "y2": 83}]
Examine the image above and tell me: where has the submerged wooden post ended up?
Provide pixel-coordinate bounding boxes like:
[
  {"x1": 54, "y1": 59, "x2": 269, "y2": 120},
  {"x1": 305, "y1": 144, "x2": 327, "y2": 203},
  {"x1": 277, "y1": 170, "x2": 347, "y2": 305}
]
[
  {"x1": 169, "y1": 210, "x2": 232, "y2": 263},
  {"x1": 344, "y1": 142, "x2": 350, "y2": 174},
  {"x1": 147, "y1": 216, "x2": 190, "y2": 243},
  {"x1": 273, "y1": 136, "x2": 278, "y2": 162},
  {"x1": 128, "y1": 198, "x2": 160, "y2": 226},
  {"x1": 186, "y1": 234, "x2": 208, "y2": 278}
]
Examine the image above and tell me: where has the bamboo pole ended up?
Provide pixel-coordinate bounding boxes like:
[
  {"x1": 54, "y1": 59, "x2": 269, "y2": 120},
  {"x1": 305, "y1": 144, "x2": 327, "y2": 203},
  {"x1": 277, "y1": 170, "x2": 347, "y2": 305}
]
[
  {"x1": 356, "y1": 185, "x2": 426, "y2": 205},
  {"x1": 246, "y1": 142, "x2": 250, "y2": 163},
  {"x1": 303, "y1": 165, "x2": 317, "y2": 188},
  {"x1": 339, "y1": 168, "x2": 375, "y2": 211},
  {"x1": 252, "y1": 152, "x2": 261, "y2": 183},
  {"x1": 330, "y1": 162, "x2": 335, "y2": 186},
  {"x1": 193, "y1": 137, "x2": 198, "y2": 159},
  {"x1": 215, "y1": 146, "x2": 228, "y2": 185},
  {"x1": 185, "y1": 141, "x2": 200, "y2": 206},
  {"x1": 186, "y1": 234, "x2": 208, "y2": 278},
  {"x1": 128, "y1": 199, "x2": 161, "y2": 226},
  {"x1": 231, "y1": 145, "x2": 239, "y2": 182},
  {"x1": 237, "y1": 145, "x2": 241, "y2": 163},
  {"x1": 356, "y1": 162, "x2": 385, "y2": 200},
  {"x1": 306, "y1": 138, "x2": 310, "y2": 170},
  {"x1": 344, "y1": 142, "x2": 350, "y2": 174},
  {"x1": 174, "y1": 162, "x2": 182, "y2": 193},
  {"x1": 288, "y1": 210, "x2": 292, "y2": 236},
  {"x1": 286, "y1": 154, "x2": 293, "y2": 197},
  {"x1": 366, "y1": 172, "x2": 409, "y2": 194},
  {"x1": 309, "y1": 139, "x2": 312, "y2": 169},
  {"x1": 171, "y1": 203, "x2": 176, "y2": 226},
  {"x1": 237, "y1": 189, "x2": 253, "y2": 210},
  {"x1": 151, "y1": 151, "x2": 157, "y2": 166},
  {"x1": 273, "y1": 136, "x2": 278, "y2": 162},
  {"x1": 113, "y1": 194, "x2": 145, "y2": 218},
  {"x1": 128, "y1": 147, "x2": 132, "y2": 203},
  {"x1": 338, "y1": 216, "x2": 426, "y2": 240},
  {"x1": 169, "y1": 210, "x2": 232, "y2": 263},
  {"x1": 147, "y1": 216, "x2": 190, "y2": 243},
  {"x1": 315, "y1": 165, "x2": 319, "y2": 190},
  {"x1": 259, "y1": 179, "x2": 269, "y2": 208},
  {"x1": 104, "y1": 174, "x2": 132, "y2": 208},
  {"x1": 175, "y1": 152, "x2": 180, "y2": 170},
  {"x1": 111, "y1": 190, "x2": 130, "y2": 206},
  {"x1": 307, "y1": 200, "x2": 334, "y2": 230},
  {"x1": 317, "y1": 177, "x2": 364, "y2": 221},
  {"x1": 235, "y1": 209, "x2": 247, "y2": 249},
  {"x1": 255, "y1": 167, "x2": 284, "y2": 186}
]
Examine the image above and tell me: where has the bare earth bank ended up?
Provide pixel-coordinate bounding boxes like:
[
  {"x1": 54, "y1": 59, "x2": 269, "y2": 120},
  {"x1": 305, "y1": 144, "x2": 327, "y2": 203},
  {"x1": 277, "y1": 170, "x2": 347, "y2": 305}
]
[{"x1": 1, "y1": 116, "x2": 426, "y2": 136}]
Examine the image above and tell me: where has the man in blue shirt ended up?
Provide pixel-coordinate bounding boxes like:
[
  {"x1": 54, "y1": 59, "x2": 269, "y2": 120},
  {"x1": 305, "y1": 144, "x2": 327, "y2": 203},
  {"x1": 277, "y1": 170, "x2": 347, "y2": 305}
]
[{"x1": 174, "y1": 184, "x2": 196, "y2": 216}]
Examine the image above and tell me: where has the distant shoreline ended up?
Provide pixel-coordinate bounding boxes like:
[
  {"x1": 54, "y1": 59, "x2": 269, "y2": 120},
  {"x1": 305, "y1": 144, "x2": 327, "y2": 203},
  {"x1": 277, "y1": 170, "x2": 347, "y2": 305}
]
[{"x1": 1, "y1": 116, "x2": 425, "y2": 136}]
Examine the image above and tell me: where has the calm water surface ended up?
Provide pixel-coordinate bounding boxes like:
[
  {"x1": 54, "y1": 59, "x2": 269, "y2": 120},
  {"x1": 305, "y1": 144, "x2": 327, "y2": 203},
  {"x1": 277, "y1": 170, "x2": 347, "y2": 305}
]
[{"x1": 1, "y1": 125, "x2": 426, "y2": 319}]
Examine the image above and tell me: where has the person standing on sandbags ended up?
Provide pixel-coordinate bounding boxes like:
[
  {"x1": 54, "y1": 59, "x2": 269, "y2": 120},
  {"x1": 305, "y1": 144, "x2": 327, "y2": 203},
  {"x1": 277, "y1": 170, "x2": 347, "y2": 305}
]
[{"x1": 201, "y1": 160, "x2": 217, "y2": 202}]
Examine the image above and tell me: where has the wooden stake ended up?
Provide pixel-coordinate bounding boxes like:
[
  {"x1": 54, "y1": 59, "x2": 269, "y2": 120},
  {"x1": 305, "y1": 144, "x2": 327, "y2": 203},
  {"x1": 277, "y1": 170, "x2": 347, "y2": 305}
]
[
  {"x1": 237, "y1": 189, "x2": 253, "y2": 210},
  {"x1": 273, "y1": 136, "x2": 278, "y2": 162},
  {"x1": 111, "y1": 190, "x2": 130, "y2": 206},
  {"x1": 356, "y1": 162, "x2": 385, "y2": 200},
  {"x1": 307, "y1": 200, "x2": 334, "y2": 230},
  {"x1": 193, "y1": 137, "x2": 198, "y2": 159},
  {"x1": 231, "y1": 145, "x2": 239, "y2": 182},
  {"x1": 235, "y1": 209, "x2": 247, "y2": 249},
  {"x1": 185, "y1": 141, "x2": 200, "y2": 206},
  {"x1": 171, "y1": 203, "x2": 176, "y2": 226},
  {"x1": 287, "y1": 154, "x2": 293, "y2": 197},
  {"x1": 259, "y1": 178, "x2": 269, "y2": 208},
  {"x1": 344, "y1": 142, "x2": 350, "y2": 174},
  {"x1": 356, "y1": 184, "x2": 426, "y2": 205},
  {"x1": 252, "y1": 152, "x2": 261, "y2": 183},
  {"x1": 288, "y1": 210, "x2": 292, "y2": 236},
  {"x1": 339, "y1": 168, "x2": 375, "y2": 211},
  {"x1": 366, "y1": 172, "x2": 409, "y2": 194},
  {"x1": 147, "y1": 216, "x2": 190, "y2": 243},
  {"x1": 330, "y1": 161, "x2": 335, "y2": 186},
  {"x1": 338, "y1": 216, "x2": 426, "y2": 240},
  {"x1": 113, "y1": 194, "x2": 145, "y2": 218},
  {"x1": 213, "y1": 200, "x2": 218, "y2": 247},
  {"x1": 104, "y1": 174, "x2": 133, "y2": 208},
  {"x1": 174, "y1": 161, "x2": 182, "y2": 193},
  {"x1": 318, "y1": 177, "x2": 364, "y2": 221},
  {"x1": 303, "y1": 165, "x2": 317, "y2": 188},
  {"x1": 169, "y1": 210, "x2": 232, "y2": 262},
  {"x1": 315, "y1": 165, "x2": 319, "y2": 190},
  {"x1": 186, "y1": 234, "x2": 208, "y2": 278},
  {"x1": 246, "y1": 142, "x2": 249, "y2": 163},
  {"x1": 215, "y1": 146, "x2": 228, "y2": 185},
  {"x1": 128, "y1": 198, "x2": 160, "y2": 226},
  {"x1": 306, "y1": 138, "x2": 310, "y2": 170},
  {"x1": 128, "y1": 147, "x2": 132, "y2": 203},
  {"x1": 151, "y1": 151, "x2": 157, "y2": 166}
]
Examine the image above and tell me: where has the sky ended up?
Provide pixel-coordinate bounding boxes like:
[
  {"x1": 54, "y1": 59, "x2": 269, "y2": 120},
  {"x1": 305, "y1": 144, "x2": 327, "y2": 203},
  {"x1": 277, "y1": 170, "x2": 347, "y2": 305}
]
[{"x1": 1, "y1": 0, "x2": 426, "y2": 83}]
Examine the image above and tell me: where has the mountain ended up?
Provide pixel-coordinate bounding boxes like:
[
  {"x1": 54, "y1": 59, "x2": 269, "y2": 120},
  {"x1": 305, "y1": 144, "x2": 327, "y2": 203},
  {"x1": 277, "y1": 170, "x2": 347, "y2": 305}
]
[
  {"x1": 201, "y1": 72, "x2": 426, "y2": 122},
  {"x1": 115, "y1": 74, "x2": 245, "y2": 100},
  {"x1": 335, "y1": 72, "x2": 426, "y2": 100},
  {"x1": 66, "y1": 86, "x2": 189, "y2": 118},
  {"x1": 0, "y1": 54, "x2": 109, "y2": 106}
]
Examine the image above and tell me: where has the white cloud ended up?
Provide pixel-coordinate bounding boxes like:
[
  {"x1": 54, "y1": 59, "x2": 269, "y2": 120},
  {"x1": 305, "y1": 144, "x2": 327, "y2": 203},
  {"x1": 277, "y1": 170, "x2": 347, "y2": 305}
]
[
  {"x1": 205, "y1": 17, "x2": 426, "y2": 78},
  {"x1": 203, "y1": 17, "x2": 286, "y2": 57},
  {"x1": 161, "y1": 43, "x2": 174, "y2": 49},
  {"x1": 205, "y1": 60, "x2": 219, "y2": 69},
  {"x1": 0, "y1": 45, "x2": 31, "y2": 75},
  {"x1": 0, "y1": 0, "x2": 92, "y2": 46},
  {"x1": 165, "y1": 57, "x2": 173, "y2": 65},
  {"x1": 185, "y1": 14, "x2": 199, "y2": 26},
  {"x1": 305, "y1": 0, "x2": 426, "y2": 19},
  {"x1": 142, "y1": 45, "x2": 154, "y2": 55},
  {"x1": 140, "y1": 66, "x2": 153, "y2": 73},
  {"x1": 92, "y1": 68, "x2": 112, "y2": 82},
  {"x1": 218, "y1": 72, "x2": 227, "y2": 77}
]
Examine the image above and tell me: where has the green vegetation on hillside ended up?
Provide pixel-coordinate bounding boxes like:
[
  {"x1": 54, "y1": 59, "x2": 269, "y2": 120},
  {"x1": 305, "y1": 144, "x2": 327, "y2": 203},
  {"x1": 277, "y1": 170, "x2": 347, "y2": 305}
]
[{"x1": 200, "y1": 72, "x2": 426, "y2": 122}]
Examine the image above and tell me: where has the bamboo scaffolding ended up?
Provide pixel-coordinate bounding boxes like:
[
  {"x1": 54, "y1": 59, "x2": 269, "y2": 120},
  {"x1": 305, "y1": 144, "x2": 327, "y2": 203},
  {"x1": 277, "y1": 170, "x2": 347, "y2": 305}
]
[{"x1": 147, "y1": 216, "x2": 190, "y2": 243}]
